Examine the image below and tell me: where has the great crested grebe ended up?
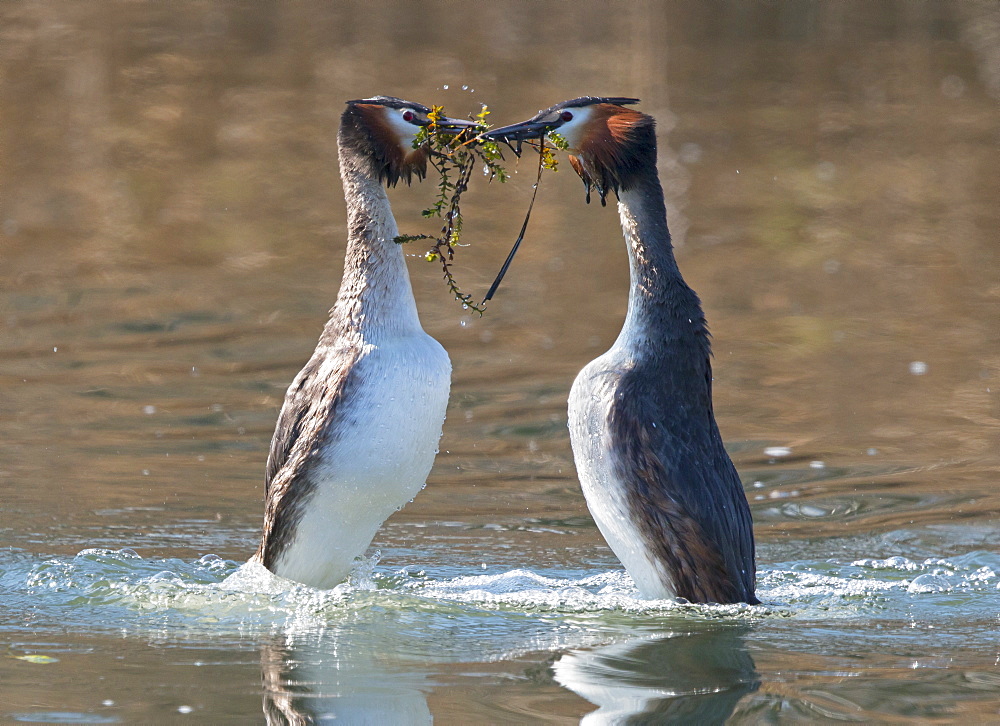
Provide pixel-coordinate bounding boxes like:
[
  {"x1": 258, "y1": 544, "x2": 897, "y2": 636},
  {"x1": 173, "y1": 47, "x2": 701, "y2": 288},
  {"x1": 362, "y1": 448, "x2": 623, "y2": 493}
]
[
  {"x1": 253, "y1": 96, "x2": 476, "y2": 589},
  {"x1": 486, "y1": 97, "x2": 758, "y2": 604}
]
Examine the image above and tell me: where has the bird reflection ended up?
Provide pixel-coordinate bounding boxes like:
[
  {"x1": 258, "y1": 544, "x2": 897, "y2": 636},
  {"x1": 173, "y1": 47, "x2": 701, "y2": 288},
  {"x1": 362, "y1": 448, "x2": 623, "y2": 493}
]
[
  {"x1": 552, "y1": 626, "x2": 759, "y2": 724},
  {"x1": 261, "y1": 636, "x2": 431, "y2": 725}
]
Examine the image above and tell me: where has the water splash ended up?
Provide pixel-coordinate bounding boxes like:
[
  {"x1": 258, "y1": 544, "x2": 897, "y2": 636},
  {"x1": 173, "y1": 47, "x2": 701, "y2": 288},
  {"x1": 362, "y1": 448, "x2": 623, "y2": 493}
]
[{"x1": 7, "y1": 546, "x2": 998, "y2": 637}]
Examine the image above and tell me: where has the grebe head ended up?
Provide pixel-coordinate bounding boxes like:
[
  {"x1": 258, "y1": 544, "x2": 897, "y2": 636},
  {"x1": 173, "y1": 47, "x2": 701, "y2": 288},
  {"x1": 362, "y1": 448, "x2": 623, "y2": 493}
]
[
  {"x1": 485, "y1": 96, "x2": 655, "y2": 203},
  {"x1": 341, "y1": 96, "x2": 477, "y2": 187}
]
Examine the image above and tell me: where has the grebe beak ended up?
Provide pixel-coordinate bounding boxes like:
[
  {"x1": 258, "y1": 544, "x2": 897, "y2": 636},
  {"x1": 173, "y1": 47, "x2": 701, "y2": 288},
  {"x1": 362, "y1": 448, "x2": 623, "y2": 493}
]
[
  {"x1": 482, "y1": 119, "x2": 552, "y2": 143},
  {"x1": 435, "y1": 117, "x2": 481, "y2": 134},
  {"x1": 481, "y1": 119, "x2": 553, "y2": 157}
]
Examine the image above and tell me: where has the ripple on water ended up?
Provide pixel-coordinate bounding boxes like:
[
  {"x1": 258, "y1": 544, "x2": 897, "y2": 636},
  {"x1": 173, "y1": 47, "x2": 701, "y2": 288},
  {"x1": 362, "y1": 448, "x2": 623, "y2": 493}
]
[
  {"x1": 761, "y1": 551, "x2": 1000, "y2": 619},
  {"x1": 8, "y1": 713, "x2": 120, "y2": 724},
  {"x1": 4, "y1": 545, "x2": 998, "y2": 640}
]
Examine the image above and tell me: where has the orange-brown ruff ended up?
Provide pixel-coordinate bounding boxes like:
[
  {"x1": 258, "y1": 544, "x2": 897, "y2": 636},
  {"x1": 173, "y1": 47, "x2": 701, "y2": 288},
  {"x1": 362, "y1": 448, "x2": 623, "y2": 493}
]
[
  {"x1": 567, "y1": 104, "x2": 654, "y2": 204},
  {"x1": 487, "y1": 97, "x2": 758, "y2": 604}
]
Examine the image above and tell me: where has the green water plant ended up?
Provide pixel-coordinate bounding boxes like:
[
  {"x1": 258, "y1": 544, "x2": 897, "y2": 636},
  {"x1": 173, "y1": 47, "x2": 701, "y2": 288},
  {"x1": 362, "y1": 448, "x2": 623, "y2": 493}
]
[
  {"x1": 394, "y1": 105, "x2": 508, "y2": 314},
  {"x1": 396, "y1": 105, "x2": 570, "y2": 313}
]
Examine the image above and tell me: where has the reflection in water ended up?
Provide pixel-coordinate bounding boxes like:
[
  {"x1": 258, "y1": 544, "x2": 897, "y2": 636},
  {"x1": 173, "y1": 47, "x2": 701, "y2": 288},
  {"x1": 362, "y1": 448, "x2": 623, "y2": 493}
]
[
  {"x1": 261, "y1": 636, "x2": 431, "y2": 726},
  {"x1": 553, "y1": 627, "x2": 759, "y2": 725},
  {"x1": 2, "y1": 545, "x2": 999, "y2": 722}
]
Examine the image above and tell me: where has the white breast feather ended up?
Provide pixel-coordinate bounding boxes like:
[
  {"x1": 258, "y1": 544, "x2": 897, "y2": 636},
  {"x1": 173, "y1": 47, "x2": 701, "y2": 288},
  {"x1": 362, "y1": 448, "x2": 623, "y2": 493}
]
[{"x1": 272, "y1": 332, "x2": 450, "y2": 588}]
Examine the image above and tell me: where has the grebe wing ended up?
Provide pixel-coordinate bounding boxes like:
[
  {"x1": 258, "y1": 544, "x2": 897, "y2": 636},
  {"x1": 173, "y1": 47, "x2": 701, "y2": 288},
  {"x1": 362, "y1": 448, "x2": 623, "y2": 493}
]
[
  {"x1": 264, "y1": 345, "x2": 360, "y2": 494},
  {"x1": 608, "y1": 363, "x2": 757, "y2": 604}
]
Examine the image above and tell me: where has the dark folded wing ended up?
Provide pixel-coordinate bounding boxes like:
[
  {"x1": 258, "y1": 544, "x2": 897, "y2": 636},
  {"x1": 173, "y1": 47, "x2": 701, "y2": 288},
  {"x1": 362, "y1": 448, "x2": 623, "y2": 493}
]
[
  {"x1": 257, "y1": 344, "x2": 361, "y2": 567},
  {"x1": 265, "y1": 355, "x2": 326, "y2": 494},
  {"x1": 608, "y1": 359, "x2": 757, "y2": 604}
]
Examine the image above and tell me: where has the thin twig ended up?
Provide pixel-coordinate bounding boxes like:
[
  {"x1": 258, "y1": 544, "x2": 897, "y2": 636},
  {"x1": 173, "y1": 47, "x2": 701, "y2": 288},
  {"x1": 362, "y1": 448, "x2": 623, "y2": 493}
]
[{"x1": 483, "y1": 135, "x2": 548, "y2": 303}]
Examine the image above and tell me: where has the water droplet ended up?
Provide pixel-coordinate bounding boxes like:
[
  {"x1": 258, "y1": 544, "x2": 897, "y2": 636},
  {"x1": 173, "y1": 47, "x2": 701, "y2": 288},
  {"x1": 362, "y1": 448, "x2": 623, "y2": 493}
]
[
  {"x1": 442, "y1": 84, "x2": 449, "y2": 90},
  {"x1": 909, "y1": 361, "x2": 928, "y2": 375},
  {"x1": 461, "y1": 85, "x2": 469, "y2": 90},
  {"x1": 143, "y1": 405, "x2": 157, "y2": 415},
  {"x1": 764, "y1": 446, "x2": 791, "y2": 457}
]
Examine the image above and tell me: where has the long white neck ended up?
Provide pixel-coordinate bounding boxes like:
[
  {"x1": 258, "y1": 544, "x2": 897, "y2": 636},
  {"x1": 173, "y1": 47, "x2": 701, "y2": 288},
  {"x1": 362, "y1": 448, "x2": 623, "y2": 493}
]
[{"x1": 331, "y1": 156, "x2": 423, "y2": 338}]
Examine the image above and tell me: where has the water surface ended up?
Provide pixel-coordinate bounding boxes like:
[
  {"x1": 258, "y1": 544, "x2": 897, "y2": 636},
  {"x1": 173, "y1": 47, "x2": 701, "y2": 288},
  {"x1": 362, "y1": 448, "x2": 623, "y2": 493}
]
[{"x1": 2, "y1": 1, "x2": 999, "y2": 722}]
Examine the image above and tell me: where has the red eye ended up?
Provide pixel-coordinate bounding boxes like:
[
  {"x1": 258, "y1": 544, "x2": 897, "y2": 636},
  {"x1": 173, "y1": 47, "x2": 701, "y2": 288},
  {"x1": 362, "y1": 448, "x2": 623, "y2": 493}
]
[
  {"x1": 402, "y1": 110, "x2": 415, "y2": 122},
  {"x1": 560, "y1": 110, "x2": 574, "y2": 122}
]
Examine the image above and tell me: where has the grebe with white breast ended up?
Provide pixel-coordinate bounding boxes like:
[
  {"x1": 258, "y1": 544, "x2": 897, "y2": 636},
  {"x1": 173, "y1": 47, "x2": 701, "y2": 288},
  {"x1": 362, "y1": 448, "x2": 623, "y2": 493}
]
[
  {"x1": 486, "y1": 98, "x2": 758, "y2": 604},
  {"x1": 253, "y1": 97, "x2": 476, "y2": 589}
]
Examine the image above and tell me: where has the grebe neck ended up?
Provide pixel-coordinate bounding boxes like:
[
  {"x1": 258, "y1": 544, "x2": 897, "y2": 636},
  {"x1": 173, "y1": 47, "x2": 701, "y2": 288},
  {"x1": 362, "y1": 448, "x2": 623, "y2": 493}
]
[
  {"x1": 615, "y1": 178, "x2": 707, "y2": 354},
  {"x1": 332, "y1": 151, "x2": 422, "y2": 338}
]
